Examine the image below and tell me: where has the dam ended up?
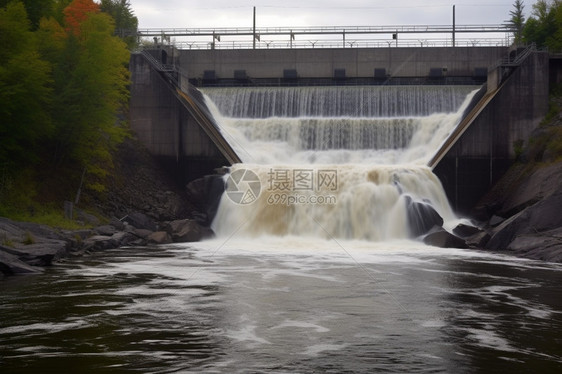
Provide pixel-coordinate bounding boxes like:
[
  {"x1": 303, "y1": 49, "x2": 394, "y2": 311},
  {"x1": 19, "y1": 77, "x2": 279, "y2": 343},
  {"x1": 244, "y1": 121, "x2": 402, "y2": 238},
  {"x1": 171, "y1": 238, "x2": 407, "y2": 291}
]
[{"x1": 129, "y1": 44, "x2": 550, "y2": 224}]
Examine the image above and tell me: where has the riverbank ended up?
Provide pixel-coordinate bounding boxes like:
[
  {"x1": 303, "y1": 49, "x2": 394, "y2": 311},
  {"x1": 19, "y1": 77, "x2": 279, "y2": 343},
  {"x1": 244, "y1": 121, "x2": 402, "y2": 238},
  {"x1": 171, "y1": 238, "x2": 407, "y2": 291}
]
[
  {"x1": 0, "y1": 213, "x2": 214, "y2": 276},
  {"x1": 469, "y1": 96, "x2": 562, "y2": 262},
  {"x1": 0, "y1": 137, "x2": 219, "y2": 277}
]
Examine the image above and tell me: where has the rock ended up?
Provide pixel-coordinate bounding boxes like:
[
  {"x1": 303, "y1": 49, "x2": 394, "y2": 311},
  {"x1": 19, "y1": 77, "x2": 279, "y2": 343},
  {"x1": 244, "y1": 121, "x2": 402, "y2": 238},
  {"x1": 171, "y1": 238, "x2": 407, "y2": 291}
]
[
  {"x1": 122, "y1": 212, "x2": 157, "y2": 231},
  {"x1": 485, "y1": 210, "x2": 529, "y2": 251},
  {"x1": 3, "y1": 219, "x2": 65, "y2": 241},
  {"x1": 423, "y1": 226, "x2": 468, "y2": 249},
  {"x1": 453, "y1": 223, "x2": 482, "y2": 238},
  {"x1": 12, "y1": 240, "x2": 69, "y2": 266},
  {"x1": 109, "y1": 218, "x2": 126, "y2": 231},
  {"x1": 147, "y1": 231, "x2": 172, "y2": 244},
  {"x1": 164, "y1": 219, "x2": 215, "y2": 243},
  {"x1": 132, "y1": 228, "x2": 153, "y2": 239},
  {"x1": 507, "y1": 228, "x2": 562, "y2": 262},
  {"x1": 466, "y1": 231, "x2": 491, "y2": 248},
  {"x1": 111, "y1": 231, "x2": 136, "y2": 247},
  {"x1": 486, "y1": 193, "x2": 562, "y2": 251},
  {"x1": 405, "y1": 196, "x2": 444, "y2": 237},
  {"x1": 0, "y1": 250, "x2": 44, "y2": 275},
  {"x1": 186, "y1": 175, "x2": 225, "y2": 226},
  {"x1": 95, "y1": 225, "x2": 117, "y2": 236},
  {"x1": 82, "y1": 235, "x2": 118, "y2": 252},
  {"x1": 489, "y1": 215, "x2": 505, "y2": 227},
  {"x1": 498, "y1": 163, "x2": 562, "y2": 216}
]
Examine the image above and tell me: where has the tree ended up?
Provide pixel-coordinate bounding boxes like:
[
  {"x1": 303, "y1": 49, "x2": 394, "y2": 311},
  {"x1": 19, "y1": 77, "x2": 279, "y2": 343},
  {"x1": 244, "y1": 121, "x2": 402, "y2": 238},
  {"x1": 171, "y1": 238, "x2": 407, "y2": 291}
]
[
  {"x1": 523, "y1": 0, "x2": 562, "y2": 50},
  {"x1": 99, "y1": 0, "x2": 138, "y2": 49},
  {"x1": 50, "y1": 8, "x2": 130, "y2": 191},
  {"x1": 0, "y1": 2, "x2": 52, "y2": 171},
  {"x1": 0, "y1": 0, "x2": 54, "y2": 30},
  {"x1": 509, "y1": 0, "x2": 526, "y2": 45},
  {"x1": 63, "y1": 0, "x2": 99, "y2": 35}
]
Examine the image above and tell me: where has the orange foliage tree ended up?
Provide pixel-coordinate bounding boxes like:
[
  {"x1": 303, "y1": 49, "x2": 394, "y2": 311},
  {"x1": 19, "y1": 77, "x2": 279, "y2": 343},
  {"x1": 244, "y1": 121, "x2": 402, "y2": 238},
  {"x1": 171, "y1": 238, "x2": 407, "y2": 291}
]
[{"x1": 63, "y1": 0, "x2": 99, "y2": 35}]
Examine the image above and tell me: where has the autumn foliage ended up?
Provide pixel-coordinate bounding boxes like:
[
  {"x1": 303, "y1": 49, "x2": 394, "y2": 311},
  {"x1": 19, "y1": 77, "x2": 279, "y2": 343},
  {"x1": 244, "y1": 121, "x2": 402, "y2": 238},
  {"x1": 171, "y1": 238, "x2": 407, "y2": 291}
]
[
  {"x1": 0, "y1": 0, "x2": 135, "y2": 215},
  {"x1": 63, "y1": 0, "x2": 99, "y2": 35}
]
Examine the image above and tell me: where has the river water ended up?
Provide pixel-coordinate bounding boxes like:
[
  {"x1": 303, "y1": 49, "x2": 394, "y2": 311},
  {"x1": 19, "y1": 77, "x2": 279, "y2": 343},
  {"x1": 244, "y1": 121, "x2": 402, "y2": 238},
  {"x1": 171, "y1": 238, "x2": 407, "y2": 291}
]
[{"x1": 1, "y1": 240, "x2": 561, "y2": 373}]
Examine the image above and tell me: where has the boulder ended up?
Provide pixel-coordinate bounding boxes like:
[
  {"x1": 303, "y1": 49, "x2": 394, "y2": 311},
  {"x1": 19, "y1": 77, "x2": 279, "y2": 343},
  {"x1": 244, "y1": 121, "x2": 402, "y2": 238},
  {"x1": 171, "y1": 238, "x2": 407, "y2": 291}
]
[
  {"x1": 489, "y1": 215, "x2": 505, "y2": 227},
  {"x1": 423, "y1": 226, "x2": 468, "y2": 249},
  {"x1": 498, "y1": 162, "x2": 562, "y2": 216},
  {"x1": 147, "y1": 231, "x2": 172, "y2": 245},
  {"x1": 82, "y1": 235, "x2": 118, "y2": 252},
  {"x1": 132, "y1": 228, "x2": 153, "y2": 239},
  {"x1": 110, "y1": 218, "x2": 126, "y2": 231},
  {"x1": 110, "y1": 231, "x2": 136, "y2": 247},
  {"x1": 0, "y1": 250, "x2": 44, "y2": 275},
  {"x1": 164, "y1": 219, "x2": 215, "y2": 243},
  {"x1": 507, "y1": 227, "x2": 562, "y2": 262},
  {"x1": 95, "y1": 225, "x2": 117, "y2": 236},
  {"x1": 122, "y1": 212, "x2": 157, "y2": 231},
  {"x1": 466, "y1": 231, "x2": 492, "y2": 248},
  {"x1": 11, "y1": 240, "x2": 69, "y2": 266},
  {"x1": 405, "y1": 196, "x2": 444, "y2": 237},
  {"x1": 186, "y1": 174, "x2": 226, "y2": 226},
  {"x1": 486, "y1": 193, "x2": 562, "y2": 251},
  {"x1": 453, "y1": 223, "x2": 482, "y2": 238}
]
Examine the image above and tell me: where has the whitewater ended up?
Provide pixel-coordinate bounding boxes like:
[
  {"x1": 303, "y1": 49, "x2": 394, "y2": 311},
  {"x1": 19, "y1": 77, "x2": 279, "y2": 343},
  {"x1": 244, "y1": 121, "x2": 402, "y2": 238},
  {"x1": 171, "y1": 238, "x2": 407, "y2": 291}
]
[{"x1": 202, "y1": 85, "x2": 479, "y2": 240}]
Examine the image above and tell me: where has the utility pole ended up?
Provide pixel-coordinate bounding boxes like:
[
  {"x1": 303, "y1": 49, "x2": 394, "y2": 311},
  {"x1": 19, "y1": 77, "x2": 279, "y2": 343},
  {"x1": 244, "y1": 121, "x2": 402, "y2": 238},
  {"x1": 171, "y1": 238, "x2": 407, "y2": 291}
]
[
  {"x1": 253, "y1": 7, "x2": 256, "y2": 49},
  {"x1": 452, "y1": 5, "x2": 456, "y2": 47}
]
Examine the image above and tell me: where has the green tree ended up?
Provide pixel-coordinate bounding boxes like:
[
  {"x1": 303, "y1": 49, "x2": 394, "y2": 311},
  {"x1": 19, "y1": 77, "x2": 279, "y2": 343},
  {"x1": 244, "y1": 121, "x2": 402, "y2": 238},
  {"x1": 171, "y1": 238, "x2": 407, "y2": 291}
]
[
  {"x1": 509, "y1": 0, "x2": 526, "y2": 45},
  {"x1": 50, "y1": 6, "x2": 130, "y2": 191},
  {"x1": 0, "y1": 0, "x2": 53, "y2": 30},
  {"x1": 99, "y1": 0, "x2": 138, "y2": 49},
  {"x1": 523, "y1": 0, "x2": 562, "y2": 50},
  {"x1": 0, "y1": 2, "x2": 52, "y2": 171}
]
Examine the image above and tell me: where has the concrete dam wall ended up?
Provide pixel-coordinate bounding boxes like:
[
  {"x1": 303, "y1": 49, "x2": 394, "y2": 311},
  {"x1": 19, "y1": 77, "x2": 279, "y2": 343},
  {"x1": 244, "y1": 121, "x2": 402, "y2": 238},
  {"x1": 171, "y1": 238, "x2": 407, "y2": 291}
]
[
  {"x1": 431, "y1": 50, "x2": 550, "y2": 215},
  {"x1": 129, "y1": 52, "x2": 239, "y2": 185},
  {"x1": 175, "y1": 46, "x2": 507, "y2": 85}
]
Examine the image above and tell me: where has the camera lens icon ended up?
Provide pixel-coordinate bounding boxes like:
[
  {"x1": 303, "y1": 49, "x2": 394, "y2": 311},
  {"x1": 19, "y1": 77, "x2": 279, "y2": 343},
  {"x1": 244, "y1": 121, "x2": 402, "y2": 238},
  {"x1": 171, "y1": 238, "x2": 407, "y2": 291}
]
[{"x1": 225, "y1": 169, "x2": 261, "y2": 205}]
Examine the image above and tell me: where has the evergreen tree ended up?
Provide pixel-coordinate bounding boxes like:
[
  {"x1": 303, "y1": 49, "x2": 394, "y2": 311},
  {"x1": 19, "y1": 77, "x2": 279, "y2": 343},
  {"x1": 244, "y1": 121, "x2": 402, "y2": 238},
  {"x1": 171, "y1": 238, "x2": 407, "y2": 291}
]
[
  {"x1": 509, "y1": 0, "x2": 526, "y2": 45},
  {"x1": 99, "y1": 0, "x2": 138, "y2": 49}
]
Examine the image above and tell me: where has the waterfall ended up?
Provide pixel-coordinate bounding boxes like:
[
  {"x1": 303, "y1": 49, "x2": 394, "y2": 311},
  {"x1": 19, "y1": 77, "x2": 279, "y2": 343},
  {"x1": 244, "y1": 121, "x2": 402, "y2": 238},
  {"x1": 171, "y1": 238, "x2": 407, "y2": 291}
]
[{"x1": 203, "y1": 85, "x2": 479, "y2": 240}]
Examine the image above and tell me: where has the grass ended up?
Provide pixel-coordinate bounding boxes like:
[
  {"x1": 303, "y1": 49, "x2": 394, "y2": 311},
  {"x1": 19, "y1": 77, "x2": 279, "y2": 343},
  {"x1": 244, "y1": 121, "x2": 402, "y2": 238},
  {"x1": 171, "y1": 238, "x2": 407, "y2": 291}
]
[{"x1": 22, "y1": 231, "x2": 35, "y2": 245}]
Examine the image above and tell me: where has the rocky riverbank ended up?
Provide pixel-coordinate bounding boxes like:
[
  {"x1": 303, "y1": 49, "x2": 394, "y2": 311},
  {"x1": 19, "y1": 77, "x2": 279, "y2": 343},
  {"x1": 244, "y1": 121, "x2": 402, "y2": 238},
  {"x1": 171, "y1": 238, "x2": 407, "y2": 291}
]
[
  {"x1": 0, "y1": 213, "x2": 215, "y2": 276},
  {"x1": 471, "y1": 161, "x2": 562, "y2": 262},
  {"x1": 0, "y1": 136, "x2": 223, "y2": 277}
]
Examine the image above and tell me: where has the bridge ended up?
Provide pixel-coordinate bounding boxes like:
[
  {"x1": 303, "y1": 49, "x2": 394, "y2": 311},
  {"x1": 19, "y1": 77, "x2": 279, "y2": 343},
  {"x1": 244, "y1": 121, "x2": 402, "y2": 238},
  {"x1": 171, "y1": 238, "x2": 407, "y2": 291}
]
[
  {"x1": 137, "y1": 23, "x2": 515, "y2": 50},
  {"x1": 129, "y1": 39, "x2": 551, "y2": 215}
]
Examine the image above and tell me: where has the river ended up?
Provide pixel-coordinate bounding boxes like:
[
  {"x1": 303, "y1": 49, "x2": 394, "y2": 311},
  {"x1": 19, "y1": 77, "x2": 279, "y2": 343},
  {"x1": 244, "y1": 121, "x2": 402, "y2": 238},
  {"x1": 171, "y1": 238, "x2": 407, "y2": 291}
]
[{"x1": 1, "y1": 240, "x2": 561, "y2": 373}]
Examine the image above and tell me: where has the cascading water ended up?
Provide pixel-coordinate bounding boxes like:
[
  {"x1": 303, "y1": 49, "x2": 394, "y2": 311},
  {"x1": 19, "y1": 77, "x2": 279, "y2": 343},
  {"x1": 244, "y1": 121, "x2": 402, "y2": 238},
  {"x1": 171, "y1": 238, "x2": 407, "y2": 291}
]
[{"x1": 203, "y1": 85, "x2": 479, "y2": 241}]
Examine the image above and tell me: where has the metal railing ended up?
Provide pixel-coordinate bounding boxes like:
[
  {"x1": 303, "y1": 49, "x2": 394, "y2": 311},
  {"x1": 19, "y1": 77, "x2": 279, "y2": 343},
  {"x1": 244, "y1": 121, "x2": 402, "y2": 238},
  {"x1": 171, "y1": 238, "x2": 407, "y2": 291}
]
[
  {"x1": 137, "y1": 24, "x2": 513, "y2": 37},
  {"x1": 140, "y1": 50, "x2": 179, "y2": 86},
  {"x1": 135, "y1": 23, "x2": 515, "y2": 50},
  {"x1": 499, "y1": 43, "x2": 537, "y2": 67},
  {"x1": 169, "y1": 38, "x2": 511, "y2": 50}
]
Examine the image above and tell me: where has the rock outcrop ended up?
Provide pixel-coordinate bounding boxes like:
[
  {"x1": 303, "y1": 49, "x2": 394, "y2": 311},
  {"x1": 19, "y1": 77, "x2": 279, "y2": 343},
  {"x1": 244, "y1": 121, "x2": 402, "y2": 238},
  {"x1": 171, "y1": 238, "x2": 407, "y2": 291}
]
[
  {"x1": 0, "y1": 212, "x2": 215, "y2": 277},
  {"x1": 473, "y1": 162, "x2": 562, "y2": 262}
]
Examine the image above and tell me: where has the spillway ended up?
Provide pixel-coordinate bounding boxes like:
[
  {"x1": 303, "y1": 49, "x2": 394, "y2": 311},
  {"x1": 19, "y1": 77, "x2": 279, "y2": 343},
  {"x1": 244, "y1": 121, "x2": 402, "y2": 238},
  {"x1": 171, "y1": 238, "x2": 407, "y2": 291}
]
[{"x1": 202, "y1": 85, "x2": 479, "y2": 240}]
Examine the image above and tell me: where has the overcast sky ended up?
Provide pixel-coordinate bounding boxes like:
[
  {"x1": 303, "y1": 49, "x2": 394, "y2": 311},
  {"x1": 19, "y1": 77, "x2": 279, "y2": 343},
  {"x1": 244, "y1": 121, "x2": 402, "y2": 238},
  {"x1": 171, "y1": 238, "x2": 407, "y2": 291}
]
[{"x1": 130, "y1": 0, "x2": 534, "y2": 29}]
